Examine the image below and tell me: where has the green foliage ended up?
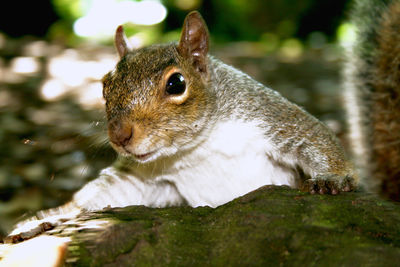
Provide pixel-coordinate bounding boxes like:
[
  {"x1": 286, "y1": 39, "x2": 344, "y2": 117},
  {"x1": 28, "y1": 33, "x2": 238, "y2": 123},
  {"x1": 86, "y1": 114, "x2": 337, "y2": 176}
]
[
  {"x1": 52, "y1": 0, "x2": 86, "y2": 21},
  {"x1": 45, "y1": 0, "x2": 351, "y2": 45}
]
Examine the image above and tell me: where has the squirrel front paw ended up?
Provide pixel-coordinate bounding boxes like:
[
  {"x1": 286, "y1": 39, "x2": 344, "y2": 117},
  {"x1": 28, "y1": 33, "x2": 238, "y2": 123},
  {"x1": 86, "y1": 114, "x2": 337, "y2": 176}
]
[
  {"x1": 4, "y1": 205, "x2": 81, "y2": 244},
  {"x1": 3, "y1": 220, "x2": 57, "y2": 244},
  {"x1": 301, "y1": 174, "x2": 355, "y2": 195}
]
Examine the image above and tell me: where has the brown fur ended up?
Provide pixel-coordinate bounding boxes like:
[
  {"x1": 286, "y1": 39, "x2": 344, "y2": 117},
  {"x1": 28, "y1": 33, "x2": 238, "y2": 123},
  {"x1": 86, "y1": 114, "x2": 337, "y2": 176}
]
[
  {"x1": 372, "y1": 1, "x2": 400, "y2": 200},
  {"x1": 102, "y1": 14, "x2": 215, "y2": 158},
  {"x1": 102, "y1": 46, "x2": 212, "y2": 156}
]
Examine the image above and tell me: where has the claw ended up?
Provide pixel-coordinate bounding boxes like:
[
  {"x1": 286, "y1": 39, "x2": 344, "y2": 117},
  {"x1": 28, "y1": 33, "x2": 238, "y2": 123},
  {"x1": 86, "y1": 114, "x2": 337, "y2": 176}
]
[{"x1": 303, "y1": 174, "x2": 355, "y2": 195}]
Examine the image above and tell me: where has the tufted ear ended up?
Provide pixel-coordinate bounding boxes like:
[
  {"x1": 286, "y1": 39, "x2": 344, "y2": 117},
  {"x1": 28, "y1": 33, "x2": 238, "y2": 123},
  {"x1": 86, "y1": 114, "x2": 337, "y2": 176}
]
[
  {"x1": 177, "y1": 11, "x2": 209, "y2": 74},
  {"x1": 115, "y1": 25, "x2": 132, "y2": 58}
]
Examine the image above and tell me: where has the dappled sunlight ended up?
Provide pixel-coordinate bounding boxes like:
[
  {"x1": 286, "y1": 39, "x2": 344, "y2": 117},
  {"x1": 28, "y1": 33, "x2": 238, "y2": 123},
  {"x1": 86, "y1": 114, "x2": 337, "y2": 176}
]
[
  {"x1": 2, "y1": 47, "x2": 116, "y2": 107},
  {"x1": 337, "y1": 23, "x2": 356, "y2": 48},
  {"x1": 0, "y1": 37, "x2": 118, "y2": 236},
  {"x1": 40, "y1": 79, "x2": 68, "y2": 101},
  {"x1": 73, "y1": 0, "x2": 167, "y2": 39},
  {"x1": 0, "y1": 236, "x2": 69, "y2": 267},
  {"x1": 10, "y1": 57, "x2": 41, "y2": 75},
  {"x1": 39, "y1": 46, "x2": 117, "y2": 107},
  {"x1": 279, "y1": 38, "x2": 304, "y2": 60}
]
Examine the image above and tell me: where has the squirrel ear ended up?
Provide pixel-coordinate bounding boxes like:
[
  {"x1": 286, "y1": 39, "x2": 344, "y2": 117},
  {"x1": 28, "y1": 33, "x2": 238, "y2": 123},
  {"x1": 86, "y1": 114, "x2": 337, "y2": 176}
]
[
  {"x1": 178, "y1": 11, "x2": 209, "y2": 74},
  {"x1": 115, "y1": 25, "x2": 132, "y2": 58}
]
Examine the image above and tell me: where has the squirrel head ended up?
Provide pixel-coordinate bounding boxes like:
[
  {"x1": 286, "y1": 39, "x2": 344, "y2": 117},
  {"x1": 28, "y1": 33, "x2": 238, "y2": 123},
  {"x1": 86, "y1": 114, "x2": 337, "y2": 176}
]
[{"x1": 102, "y1": 11, "x2": 215, "y2": 163}]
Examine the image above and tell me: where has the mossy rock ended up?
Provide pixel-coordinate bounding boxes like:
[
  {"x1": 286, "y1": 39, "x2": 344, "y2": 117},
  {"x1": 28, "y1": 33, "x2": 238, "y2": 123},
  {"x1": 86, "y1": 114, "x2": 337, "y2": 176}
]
[{"x1": 65, "y1": 186, "x2": 400, "y2": 266}]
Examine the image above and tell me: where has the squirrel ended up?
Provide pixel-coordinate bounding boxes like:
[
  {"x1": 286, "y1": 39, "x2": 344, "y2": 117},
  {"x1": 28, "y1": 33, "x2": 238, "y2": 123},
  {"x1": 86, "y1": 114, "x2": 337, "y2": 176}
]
[
  {"x1": 343, "y1": 0, "x2": 400, "y2": 200},
  {"x1": 4, "y1": 11, "x2": 356, "y2": 242}
]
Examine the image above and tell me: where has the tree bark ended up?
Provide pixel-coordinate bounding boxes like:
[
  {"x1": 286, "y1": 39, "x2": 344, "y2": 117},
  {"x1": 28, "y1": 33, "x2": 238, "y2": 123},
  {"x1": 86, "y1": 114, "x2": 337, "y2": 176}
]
[
  {"x1": 2, "y1": 185, "x2": 400, "y2": 266},
  {"x1": 63, "y1": 185, "x2": 400, "y2": 266}
]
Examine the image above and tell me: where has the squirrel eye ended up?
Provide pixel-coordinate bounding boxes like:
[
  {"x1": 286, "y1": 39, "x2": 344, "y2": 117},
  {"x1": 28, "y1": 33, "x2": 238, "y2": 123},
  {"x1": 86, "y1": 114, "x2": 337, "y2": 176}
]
[{"x1": 166, "y1": 73, "x2": 186, "y2": 95}]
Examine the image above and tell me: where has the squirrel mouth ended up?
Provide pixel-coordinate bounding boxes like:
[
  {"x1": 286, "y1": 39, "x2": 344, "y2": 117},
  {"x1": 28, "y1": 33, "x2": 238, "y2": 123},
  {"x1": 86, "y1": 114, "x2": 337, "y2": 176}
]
[{"x1": 133, "y1": 151, "x2": 156, "y2": 161}]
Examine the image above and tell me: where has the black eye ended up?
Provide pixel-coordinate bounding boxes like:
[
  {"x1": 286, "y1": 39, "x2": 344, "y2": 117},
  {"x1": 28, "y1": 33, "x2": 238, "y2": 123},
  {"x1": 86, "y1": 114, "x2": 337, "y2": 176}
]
[{"x1": 166, "y1": 73, "x2": 186, "y2": 95}]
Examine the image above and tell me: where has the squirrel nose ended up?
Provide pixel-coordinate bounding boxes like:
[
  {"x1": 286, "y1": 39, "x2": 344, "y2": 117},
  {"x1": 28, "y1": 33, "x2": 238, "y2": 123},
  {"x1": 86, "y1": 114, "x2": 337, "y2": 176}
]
[{"x1": 108, "y1": 120, "x2": 133, "y2": 147}]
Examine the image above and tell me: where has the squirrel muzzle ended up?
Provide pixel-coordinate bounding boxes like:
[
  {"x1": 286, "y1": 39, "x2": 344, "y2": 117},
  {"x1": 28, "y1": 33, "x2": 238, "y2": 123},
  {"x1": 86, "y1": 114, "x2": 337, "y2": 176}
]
[{"x1": 108, "y1": 119, "x2": 133, "y2": 148}]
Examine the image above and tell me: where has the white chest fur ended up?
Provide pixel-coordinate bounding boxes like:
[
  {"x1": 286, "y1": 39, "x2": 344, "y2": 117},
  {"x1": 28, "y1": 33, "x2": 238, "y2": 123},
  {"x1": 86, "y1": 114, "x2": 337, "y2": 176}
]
[
  {"x1": 158, "y1": 119, "x2": 296, "y2": 207},
  {"x1": 74, "y1": 120, "x2": 297, "y2": 210}
]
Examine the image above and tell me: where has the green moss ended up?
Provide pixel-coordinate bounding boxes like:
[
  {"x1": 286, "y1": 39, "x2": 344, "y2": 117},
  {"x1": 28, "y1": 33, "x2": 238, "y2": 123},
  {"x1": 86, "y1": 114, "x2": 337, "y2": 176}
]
[{"x1": 65, "y1": 186, "x2": 400, "y2": 266}]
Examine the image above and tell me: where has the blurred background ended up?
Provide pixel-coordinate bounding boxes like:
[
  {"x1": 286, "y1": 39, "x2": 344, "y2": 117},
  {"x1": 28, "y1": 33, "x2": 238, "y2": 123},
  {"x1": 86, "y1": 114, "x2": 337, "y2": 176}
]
[{"x1": 0, "y1": 0, "x2": 356, "y2": 237}]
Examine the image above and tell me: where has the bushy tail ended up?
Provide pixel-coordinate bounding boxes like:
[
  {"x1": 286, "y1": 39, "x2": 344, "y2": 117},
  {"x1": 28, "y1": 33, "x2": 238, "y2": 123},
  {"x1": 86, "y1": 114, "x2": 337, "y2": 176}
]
[{"x1": 344, "y1": 0, "x2": 400, "y2": 200}]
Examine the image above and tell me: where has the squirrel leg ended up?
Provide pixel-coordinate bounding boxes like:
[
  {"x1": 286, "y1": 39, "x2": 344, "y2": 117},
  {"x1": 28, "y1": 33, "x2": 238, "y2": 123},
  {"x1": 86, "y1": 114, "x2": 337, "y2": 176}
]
[
  {"x1": 4, "y1": 221, "x2": 57, "y2": 244},
  {"x1": 4, "y1": 204, "x2": 80, "y2": 244}
]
